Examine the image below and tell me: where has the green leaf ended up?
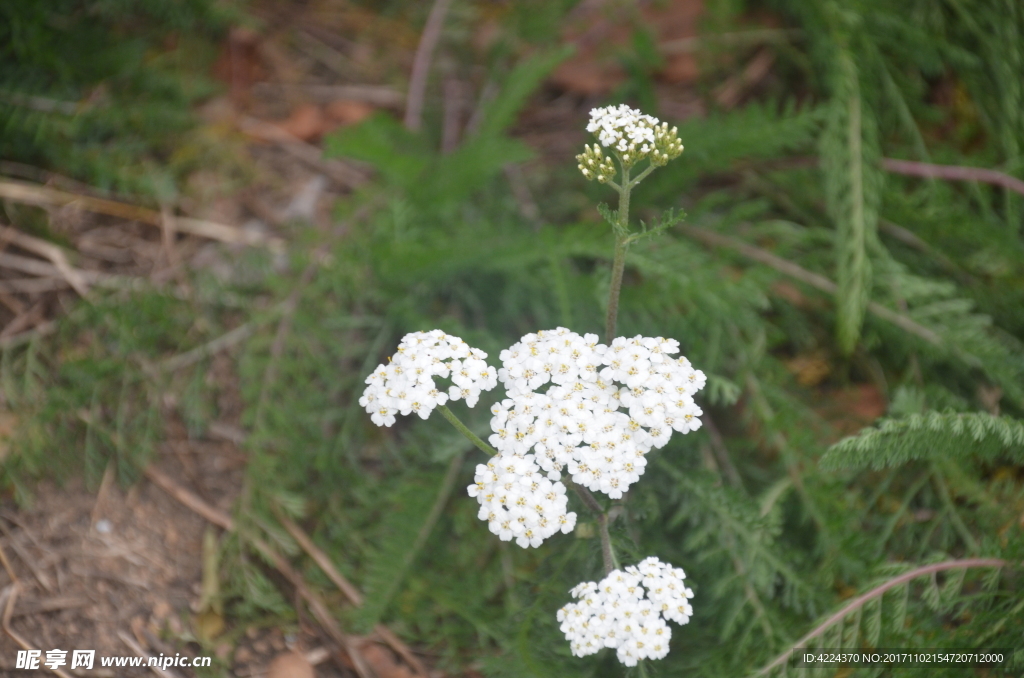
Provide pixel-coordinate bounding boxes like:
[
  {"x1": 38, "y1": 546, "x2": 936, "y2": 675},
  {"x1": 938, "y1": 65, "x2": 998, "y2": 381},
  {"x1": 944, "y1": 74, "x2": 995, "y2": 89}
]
[
  {"x1": 631, "y1": 207, "x2": 686, "y2": 244},
  {"x1": 822, "y1": 412, "x2": 1024, "y2": 470},
  {"x1": 473, "y1": 45, "x2": 574, "y2": 141},
  {"x1": 324, "y1": 112, "x2": 430, "y2": 189},
  {"x1": 425, "y1": 135, "x2": 535, "y2": 206},
  {"x1": 821, "y1": 50, "x2": 881, "y2": 355},
  {"x1": 596, "y1": 203, "x2": 620, "y2": 230},
  {"x1": 356, "y1": 451, "x2": 465, "y2": 630}
]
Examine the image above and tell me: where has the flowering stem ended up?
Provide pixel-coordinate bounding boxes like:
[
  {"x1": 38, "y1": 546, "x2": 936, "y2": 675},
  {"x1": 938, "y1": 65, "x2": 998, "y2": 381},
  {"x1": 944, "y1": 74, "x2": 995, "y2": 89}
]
[
  {"x1": 629, "y1": 161, "x2": 657, "y2": 189},
  {"x1": 605, "y1": 164, "x2": 632, "y2": 343},
  {"x1": 597, "y1": 513, "x2": 618, "y2": 575},
  {"x1": 570, "y1": 479, "x2": 603, "y2": 513},
  {"x1": 569, "y1": 480, "x2": 618, "y2": 575},
  {"x1": 437, "y1": 404, "x2": 497, "y2": 456}
]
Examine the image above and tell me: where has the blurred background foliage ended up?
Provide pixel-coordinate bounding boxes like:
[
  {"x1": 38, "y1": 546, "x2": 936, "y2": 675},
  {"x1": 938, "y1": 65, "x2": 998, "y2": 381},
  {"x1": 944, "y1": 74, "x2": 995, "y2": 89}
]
[
  {"x1": 0, "y1": 0, "x2": 244, "y2": 197},
  {"x1": 2, "y1": 0, "x2": 1024, "y2": 676}
]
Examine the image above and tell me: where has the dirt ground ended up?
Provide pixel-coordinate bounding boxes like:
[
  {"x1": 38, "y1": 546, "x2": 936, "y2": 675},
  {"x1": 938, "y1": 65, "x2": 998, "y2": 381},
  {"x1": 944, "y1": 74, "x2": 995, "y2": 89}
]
[
  {"x1": 0, "y1": 352, "x2": 313, "y2": 678},
  {"x1": 0, "y1": 347, "x2": 384, "y2": 677}
]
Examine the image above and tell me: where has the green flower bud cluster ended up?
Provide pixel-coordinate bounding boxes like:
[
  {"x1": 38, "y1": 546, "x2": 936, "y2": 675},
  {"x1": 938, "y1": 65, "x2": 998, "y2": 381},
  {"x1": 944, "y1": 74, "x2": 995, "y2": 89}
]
[
  {"x1": 648, "y1": 122, "x2": 685, "y2": 167},
  {"x1": 576, "y1": 144, "x2": 617, "y2": 184}
]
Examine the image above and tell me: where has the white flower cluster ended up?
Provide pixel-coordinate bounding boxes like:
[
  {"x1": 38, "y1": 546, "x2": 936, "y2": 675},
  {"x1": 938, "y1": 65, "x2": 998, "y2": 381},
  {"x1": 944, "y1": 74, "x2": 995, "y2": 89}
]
[
  {"x1": 468, "y1": 454, "x2": 577, "y2": 548},
  {"x1": 360, "y1": 330, "x2": 497, "y2": 427},
  {"x1": 488, "y1": 328, "x2": 705, "y2": 500},
  {"x1": 557, "y1": 557, "x2": 694, "y2": 666},
  {"x1": 585, "y1": 104, "x2": 684, "y2": 168}
]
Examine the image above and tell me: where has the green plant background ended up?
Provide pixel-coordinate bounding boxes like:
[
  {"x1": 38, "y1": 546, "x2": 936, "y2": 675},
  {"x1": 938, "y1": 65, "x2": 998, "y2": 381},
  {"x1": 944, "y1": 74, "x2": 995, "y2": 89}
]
[{"x1": 2, "y1": 0, "x2": 1023, "y2": 676}]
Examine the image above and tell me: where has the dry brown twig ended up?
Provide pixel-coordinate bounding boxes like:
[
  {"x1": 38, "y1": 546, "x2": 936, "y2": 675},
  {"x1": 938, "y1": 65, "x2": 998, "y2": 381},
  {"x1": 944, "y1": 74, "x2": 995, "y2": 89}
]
[
  {"x1": 157, "y1": 205, "x2": 190, "y2": 293},
  {"x1": 714, "y1": 48, "x2": 776, "y2": 110},
  {"x1": 117, "y1": 630, "x2": 183, "y2": 678},
  {"x1": 882, "y1": 158, "x2": 1024, "y2": 197},
  {"x1": 1, "y1": 583, "x2": 74, "y2": 678},
  {"x1": 158, "y1": 321, "x2": 262, "y2": 374},
  {"x1": 404, "y1": 0, "x2": 454, "y2": 132},
  {"x1": 0, "y1": 523, "x2": 53, "y2": 592},
  {"x1": 141, "y1": 468, "x2": 379, "y2": 678},
  {"x1": 7, "y1": 595, "x2": 89, "y2": 618},
  {"x1": 763, "y1": 155, "x2": 1024, "y2": 197},
  {"x1": 0, "y1": 300, "x2": 45, "y2": 340},
  {"x1": 237, "y1": 116, "x2": 369, "y2": 188},
  {"x1": 681, "y1": 225, "x2": 944, "y2": 347},
  {"x1": 143, "y1": 467, "x2": 233, "y2": 530},
  {"x1": 441, "y1": 77, "x2": 465, "y2": 154},
  {"x1": 0, "y1": 179, "x2": 284, "y2": 251},
  {"x1": 272, "y1": 507, "x2": 428, "y2": 676},
  {"x1": 253, "y1": 538, "x2": 377, "y2": 678},
  {"x1": 251, "y1": 83, "x2": 405, "y2": 108},
  {"x1": 754, "y1": 558, "x2": 1009, "y2": 676},
  {"x1": 0, "y1": 291, "x2": 26, "y2": 315},
  {"x1": 0, "y1": 540, "x2": 18, "y2": 585},
  {"x1": 0, "y1": 223, "x2": 90, "y2": 297},
  {"x1": 0, "y1": 250, "x2": 112, "y2": 303}
]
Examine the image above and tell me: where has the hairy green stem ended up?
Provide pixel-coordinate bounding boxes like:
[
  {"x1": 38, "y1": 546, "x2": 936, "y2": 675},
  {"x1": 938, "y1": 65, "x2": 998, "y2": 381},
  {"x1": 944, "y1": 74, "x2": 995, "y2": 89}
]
[
  {"x1": 597, "y1": 513, "x2": 618, "y2": 574},
  {"x1": 605, "y1": 164, "x2": 631, "y2": 343},
  {"x1": 629, "y1": 161, "x2": 657, "y2": 189},
  {"x1": 605, "y1": 238, "x2": 628, "y2": 343},
  {"x1": 437, "y1": 404, "x2": 497, "y2": 456}
]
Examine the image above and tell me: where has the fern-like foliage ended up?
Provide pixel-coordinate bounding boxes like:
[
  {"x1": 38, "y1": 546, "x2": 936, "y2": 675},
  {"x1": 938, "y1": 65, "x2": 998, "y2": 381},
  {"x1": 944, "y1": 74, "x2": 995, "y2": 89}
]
[
  {"x1": 659, "y1": 461, "x2": 822, "y2": 654},
  {"x1": 754, "y1": 556, "x2": 1013, "y2": 678},
  {"x1": 643, "y1": 101, "x2": 823, "y2": 203},
  {"x1": 821, "y1": 48, "x2": 882, "y2": 355},
  {"x1": 822, "y1": 411, "x2": 1024, "y2": 470}
]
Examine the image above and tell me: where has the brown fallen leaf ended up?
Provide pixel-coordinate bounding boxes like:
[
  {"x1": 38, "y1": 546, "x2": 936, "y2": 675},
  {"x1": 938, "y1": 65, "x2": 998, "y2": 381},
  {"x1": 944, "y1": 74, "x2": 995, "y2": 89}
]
[
  {"x1": 846, "y1": 384, "x2": 886, "y2": 421},
  {"x1": 279, "y1": 103, "x2": 326, "y2": 142},
  {"x1": 770, "y1": 280, "x2": 808, "y2": 307},
  {"x1": 193, "y1": 609, "x2": 224, "y2": 643},
  {"x1": 549, "y1": 57, "x2": 624, "y2": 95},
  {"x1": 326, "y1": 100, "x2": 376, "y2": 126},
  {"x1": 816, "y1": 384, "x2": 887, "y2": 438},
  {"x1": 641, "y1": 0, "x2": 703, "y2": 85},
  {"x1": 360, "y1": 642, "x2": 417, "y2": 678},
  {"x1": 266, "y1": 651, "x2": 315, "y2": 678},
  {"x1": 784, "y1": 351, "x2": 831, "y2": 387},
  {"x1": 550, "y1": 0, "x2": 704, "y2": 95}
]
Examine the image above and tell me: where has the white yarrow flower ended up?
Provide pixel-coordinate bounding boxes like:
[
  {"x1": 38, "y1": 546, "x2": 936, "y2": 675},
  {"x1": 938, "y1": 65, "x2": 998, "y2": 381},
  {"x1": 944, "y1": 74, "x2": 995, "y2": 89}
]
[
  {"x1": 488, "y1": 328, "x2": 705, "y2": 499},
  {"x1": 466, "y1": 455, "x2": 577, "y2": 549},
  {"x1": 360, "y1": 330, "x2": 498, "y2": 427},
  {"x1": 557, "y1": 557, "x2": 694, "y2": 666},
  {"x1": 580, "y1": 105, "x2": 684, "y2": 172}
]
